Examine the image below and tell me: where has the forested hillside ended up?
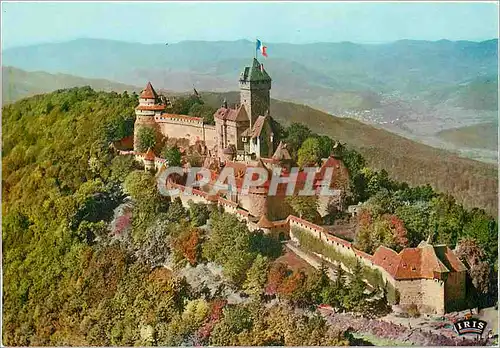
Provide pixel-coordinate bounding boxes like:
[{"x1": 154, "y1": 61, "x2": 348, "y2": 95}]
[
  {"x1": 2, "y1": 87, "x2": 497, "y2": 345},
  {"x1": 2, "y1": 66, "x2": 140, "y2": 104},
  {"x1": 437, "y1": 122, "x2": 498, "y2": 151},
  {"x1": 1, "y1": 88, "x2": 356, "y2": 345},
  {"x1": 2, "y1": 88, "x2": 136, "y2": 344}
]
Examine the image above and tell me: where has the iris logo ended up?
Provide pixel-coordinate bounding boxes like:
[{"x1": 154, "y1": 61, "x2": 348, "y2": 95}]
[{"x1": 453, "y1": 314, "x2": 487, "y2": 336}]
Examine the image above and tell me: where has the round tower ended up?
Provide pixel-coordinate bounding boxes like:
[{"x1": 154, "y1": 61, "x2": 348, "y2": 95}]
[
  {"x1": 247, "y1": 185, "x2": 269, "y2": 218},
  {"x1": 134, "y1": 82, "x2": 165, "y2": 152},
  {"x1": 143, "y1": 147, "x2": 156, "y2": 172},
  {"x1": 246, "y1": 159, "x2": 271, "y2": 218}
]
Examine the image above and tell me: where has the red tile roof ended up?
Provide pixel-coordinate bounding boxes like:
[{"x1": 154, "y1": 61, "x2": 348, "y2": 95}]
[
  {"x1": 272, "y1": 141, "x2": 292, "y2": 161},
  {"x1": 326, "y1": 234, "x2": 352, "y2": 248},
  {"x1": 287, "y1": 215, "x2": 324, "y2": 232},
  {"x1": 317, "y1": 155, "x2": 349, "y2": 183},
  {"x1": 251, "y1": 116, "x2": 267, "y2": 137},
  {"x1": 191, "y1": 188, "x2": 207, "y2": 197},
  {"x1": 140, "y1": 82, "x2": 159, "y2": 99},
  {"x1": 398, "y1": 248, "x2": 426, "y2": 279},
  {"x1": 218, "y1": 197, "x2": 238, "y2": 208},
  {"x1": 372, "y1": 243, "x2": 461, "y2": 280},
  {"x1": 257, "y1": 215, "x2": 274, "y2": 228},
  {"x1": 241, "y1": 115, "x2": 269, "y2": 138},
  {"x1": 432, "y1": 245, "x2": 467, "y2": 272},
  {"x1": 214, "y1": 105, "x2": 249, "y2": 122},
  {"x1": 420, "y1": 245, "x2": 448, "y2": 278},
  {"x1": 354, "y1": 249, "x2": 374, "y2": 262},
  {"x1": 136, "y1": 104, "x2": 166, "y2": 111}
]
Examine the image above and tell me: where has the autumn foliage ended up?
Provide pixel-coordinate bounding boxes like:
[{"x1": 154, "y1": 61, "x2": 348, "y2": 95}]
[
  {"x1": 196, "y1": 299, "x2": 227, "y2": 343},
  {"x1": 355, "y1": 209, "x2": 409, "y2": 253},
  {"x1": 172, "y1": 228, "x2": 203, "y2": 266},
  {"x1": 265, "y1": 262, "x2": 288, "y2": 295}
]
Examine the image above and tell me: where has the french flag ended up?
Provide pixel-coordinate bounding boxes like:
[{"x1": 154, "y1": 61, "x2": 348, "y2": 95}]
[{"x1": 256, "y1": 39, "x2": 268, "y2": 57}]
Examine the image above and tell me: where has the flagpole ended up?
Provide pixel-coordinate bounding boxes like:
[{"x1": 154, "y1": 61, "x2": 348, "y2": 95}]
[{"x1": 255, "y1": 38, "x2": 257, "y2": 59}]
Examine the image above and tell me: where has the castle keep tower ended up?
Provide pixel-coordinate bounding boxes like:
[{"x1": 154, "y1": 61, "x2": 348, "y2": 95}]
[
  {"x1": 133, "y1": 82, "x2": 165, "y2": 152},
  {"x1": 239, "y1": 58, "x2": 272, "y2": 128}
]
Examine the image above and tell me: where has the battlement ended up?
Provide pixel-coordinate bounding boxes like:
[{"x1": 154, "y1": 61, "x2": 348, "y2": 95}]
[{"x1": 155, "y1": 113, "x2": 204, "y2": 126}]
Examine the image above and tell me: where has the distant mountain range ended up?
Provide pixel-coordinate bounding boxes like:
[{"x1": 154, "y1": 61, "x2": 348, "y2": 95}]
[
  {"x1": 2, "y1": 67, "x2": 140, "y2": 103},
  {"x1": 3, "y1": 38, "x2": 497, "y2": 99},
  {"x1": 2, "y1": 38, "x2": 498, "y2": 162}
]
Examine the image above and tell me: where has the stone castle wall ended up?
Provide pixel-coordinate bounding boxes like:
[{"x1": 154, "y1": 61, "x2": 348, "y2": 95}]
[
  {"x1": 204, "y1": 125, "x2": 217, "y2": 149},
  {"x1": 164, "y1": 183, "x2": 459, "y2": 315},
  {"x1": 396, "y1": 279, "x2": 445, "y2": 314},
  {"x1": 155, "y1": 116, "x2": 218, "y2": 149},
  {"x1": 444, "y1": 271, "x2": 467, "y2": 312},
  {"x1": 287, "y1": 215, "x2": 447, "y2": 314}
]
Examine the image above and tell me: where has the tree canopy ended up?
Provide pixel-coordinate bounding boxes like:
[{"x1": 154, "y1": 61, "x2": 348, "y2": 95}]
[{"x1": 136, "y1": 126, "x2": 156, "y2": 153}]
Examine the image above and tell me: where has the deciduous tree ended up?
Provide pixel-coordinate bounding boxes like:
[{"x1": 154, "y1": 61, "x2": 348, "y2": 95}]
[
  {"x1": 188, "y1": 201, "x2": 210, "y2": 227},
  {"x1": 455, "y1": 238, "x2": 491, "y2": 294},
  {"x1": 243, "y1": 255, "x2": 270, "y2": 298},
  {"x1": 136, "y1": 127, "x2": 156, "y2": 153},
  {"x1": 298, "y1": 137, "x2": 321, "y2": 168},
  {"x1": 285, "y1": 195, "x2": 319, "y2": 222}
]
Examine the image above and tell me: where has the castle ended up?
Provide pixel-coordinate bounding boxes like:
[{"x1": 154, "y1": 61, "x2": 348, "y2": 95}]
[
  {"x1": 125, "y1": 58, "x2": 467, "y2": 315},
  {"x1": 132, "y1": 58, "x2": 349, "y2": 221},
  {"x1": 133, "y1": 58, "x2": 275, "y2": 162}
]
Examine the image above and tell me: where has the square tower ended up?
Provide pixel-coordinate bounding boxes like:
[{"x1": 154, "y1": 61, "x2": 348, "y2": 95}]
[{"x1": 239, "y1": 58, "x2": 272, "y2": 128}]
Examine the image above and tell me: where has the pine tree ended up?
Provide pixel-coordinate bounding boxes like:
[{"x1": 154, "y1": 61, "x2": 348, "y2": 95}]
[
  {"x1": 167, "y1": 197, "x2": 188, "y2": 222},
  {"x1": 343, "y1": 261, "x2": 367, "y2": 313}
]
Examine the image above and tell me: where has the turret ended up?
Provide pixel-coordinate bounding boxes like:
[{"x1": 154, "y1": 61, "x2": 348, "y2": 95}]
[
  {"x1": 143, "y1": 147, "x2": 156, "y2": 172},
  {"x1": 134, "y1": 82, "x2": 165, "y2": 152},
  {"x1": 246, "y1": 159, "x2": 270, "y2": 217}
]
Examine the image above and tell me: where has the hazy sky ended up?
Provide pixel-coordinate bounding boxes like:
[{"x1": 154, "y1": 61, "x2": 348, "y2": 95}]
[{"x1": 1, "y1": 1, "x2": 498, "y2": 49}]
